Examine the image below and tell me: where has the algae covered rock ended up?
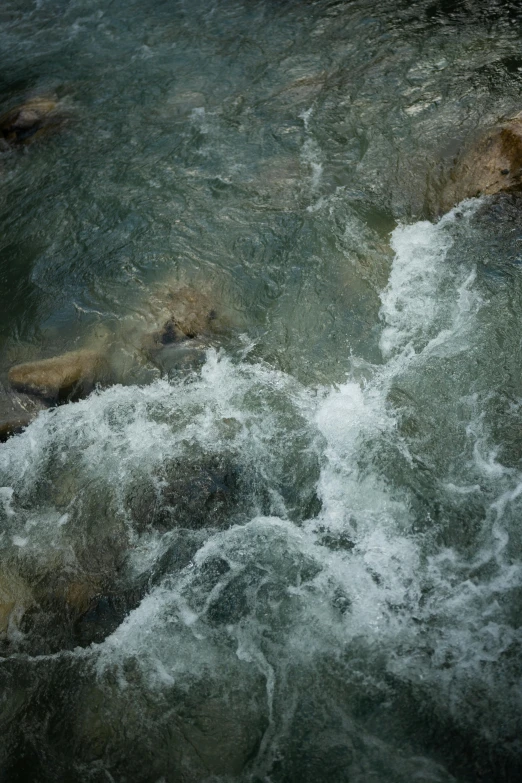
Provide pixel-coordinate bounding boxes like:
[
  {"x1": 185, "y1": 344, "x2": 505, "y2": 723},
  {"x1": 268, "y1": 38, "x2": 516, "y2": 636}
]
[
  {"x1": 8, "y1": 349, "x2": 109, "y2": 401},
  {"x1": 441, "y1": 115, "x2": 522, "y2": 212},
  {"x1": 0, "y1": 96, "x2": 66, "y2": 146}
]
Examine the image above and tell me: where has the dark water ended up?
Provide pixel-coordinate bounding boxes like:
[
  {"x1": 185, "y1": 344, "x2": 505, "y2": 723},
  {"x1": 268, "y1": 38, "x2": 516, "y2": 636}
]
[{"x1": 1, "y1": 0, "x2": 522, "y2": 781}]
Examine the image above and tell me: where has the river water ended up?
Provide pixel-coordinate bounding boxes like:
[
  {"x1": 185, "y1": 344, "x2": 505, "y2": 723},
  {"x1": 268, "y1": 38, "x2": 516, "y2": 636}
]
[{"x1": 1, "y1": 0, "x2": 522, "y2": 781}]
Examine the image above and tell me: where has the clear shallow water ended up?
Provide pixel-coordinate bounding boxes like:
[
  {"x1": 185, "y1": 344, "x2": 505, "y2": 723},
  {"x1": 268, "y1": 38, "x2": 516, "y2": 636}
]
[{"x1": 2, "y1": 1, "x2": 522, "y2": 781}]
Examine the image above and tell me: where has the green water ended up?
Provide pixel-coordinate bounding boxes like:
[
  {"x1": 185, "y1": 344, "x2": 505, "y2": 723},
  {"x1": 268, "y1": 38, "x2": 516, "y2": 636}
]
[{"x1": 1, "y1": 0, "x2": 522, "y2": 781}]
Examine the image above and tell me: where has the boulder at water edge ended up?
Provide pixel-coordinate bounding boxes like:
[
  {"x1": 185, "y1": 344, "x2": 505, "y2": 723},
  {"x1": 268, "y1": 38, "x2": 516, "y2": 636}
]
[
  {"x1": 8, "y1": 349, "x2": 109, "y2": 401},
  {"x1": 441, "y1": 115, "x2": 522, "y2": 212}
]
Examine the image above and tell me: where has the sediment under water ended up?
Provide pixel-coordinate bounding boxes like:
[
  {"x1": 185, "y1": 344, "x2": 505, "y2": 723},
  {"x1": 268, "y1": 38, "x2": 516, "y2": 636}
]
[{"x1": 1, "y1": 1, "x2": 522, "y2": 781}]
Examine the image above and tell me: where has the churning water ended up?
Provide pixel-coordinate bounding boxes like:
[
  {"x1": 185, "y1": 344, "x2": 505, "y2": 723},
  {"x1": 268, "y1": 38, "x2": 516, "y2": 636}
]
[{"x1": 2, "y1": 0, "x2": 522, "y2": 781}]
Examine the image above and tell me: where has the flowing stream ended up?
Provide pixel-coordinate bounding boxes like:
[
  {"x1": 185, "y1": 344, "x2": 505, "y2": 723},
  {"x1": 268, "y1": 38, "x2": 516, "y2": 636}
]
[{"x1": 2, "y1": 0, "x2": 522, "y2": 781}]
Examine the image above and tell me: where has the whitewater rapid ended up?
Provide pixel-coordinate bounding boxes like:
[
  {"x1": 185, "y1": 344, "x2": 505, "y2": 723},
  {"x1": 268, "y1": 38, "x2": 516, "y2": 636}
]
[{"x1": 1, "y1": 199, "x2": 522, "y2": 781}]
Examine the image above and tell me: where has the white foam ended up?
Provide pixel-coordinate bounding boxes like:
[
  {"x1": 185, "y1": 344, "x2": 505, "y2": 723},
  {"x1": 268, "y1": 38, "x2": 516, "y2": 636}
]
[
  {"x1": 379, "y1": 199, "x2": 481, "y2": 359},
  {"x1": 300, "y1": 107, "x2": 323, "y2": 191}
]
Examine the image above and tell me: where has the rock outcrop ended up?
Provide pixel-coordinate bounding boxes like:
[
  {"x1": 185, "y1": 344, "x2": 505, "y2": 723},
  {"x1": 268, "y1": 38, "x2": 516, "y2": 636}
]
[
  {"x1": 441, "y1": 115, "x2": 522, "y2": 213},
  {"x1": 8, "y1": 349, "x2": 109, "y2": 401}
]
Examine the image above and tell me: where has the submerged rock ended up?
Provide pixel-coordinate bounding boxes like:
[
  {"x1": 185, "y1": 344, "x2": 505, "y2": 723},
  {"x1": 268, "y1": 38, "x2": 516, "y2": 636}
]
[
  {"x1": 8, "y1": 349, "x2": 109, "y2": 401},
  {"x1": 18, "y1": 578, "x2": 140, "y2": 653},
  {"x1": 137, "y1": 284, "x2": 227, "y2": 375},
  {"x1": 0, "y1": 389, "x2": 47, "y2": 441},
  {"x1": 0, "y1": 97, "x2": 66, "y2": 146},
  {"x1": 0, "y1": 571, "x2": 35, "y2": 639},
  {"x1": 441, "y1": 115, "x2": 522, "y2": 212},
  {"x1": 144, "y1": 285, "x2": 221, "y2": 349},
  {"x1": 65, "y1": 646, "x2": 269, "y2": 782},
  {"x1": 104, "y1": 280, "x2": 237, "y2": 383},
  {"x1": 125, "y1": 456, "x2": 241, "y2": 533},
  {"x1": 2, "y1": 529, "x2": 134, "y2": 653},
  {"x1": 73, "y1": 586, "x2": 145, "y2": 647}
]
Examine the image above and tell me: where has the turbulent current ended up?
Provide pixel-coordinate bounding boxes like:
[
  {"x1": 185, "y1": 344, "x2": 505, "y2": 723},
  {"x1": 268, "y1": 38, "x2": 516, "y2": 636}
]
[{"x1": 2, "y1": 1, "x2": 522, "y2": 781}]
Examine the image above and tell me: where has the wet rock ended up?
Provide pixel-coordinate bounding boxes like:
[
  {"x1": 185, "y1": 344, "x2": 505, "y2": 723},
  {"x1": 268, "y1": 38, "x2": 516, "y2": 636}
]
[
  {"x1": 144, "y1": 285, "x2": 221, "y2": 349},
  {"x1": 62, "y1": 579, "x2": 103, "y2": 615},
  {"x1": 8, "y1": 349, "x2": 109, "y2": 402},
  {"x1": 73, "y1": 586, "x2": 145, "y2": 647},
  {"x1": 0, "y1": 97, "x2": 65, "y2": 146},
  {"x1": 138, "y1": 285, "x2": 226, "y2": 375},
  {"x1": 14, "y1": 577, "x2": 103, "y2": 653},
  {"x1": 150, "y1": 337, "x2": 209, "y2": 376},
  {"x1": 109, "y1": 280, "x2": 236, "y2": 382},
  {"x1": 157, "y1": 459, "x2": 239, "y2": 529},
  {"x1": 0, "y1": 389, "x2": 47, "y2": 441},
  {"x1": 126, "y1": 456, "x2": 240, "y2": 533},
  {"x1": 265, "y1": 71, "x2": 326, "y2": 111},
  {"x1": 441, "y1": 115, "x2": 522, "y2": 212},
  {"x1": 65, "y1": 649, "x2": 269, "y2": 782},
  {"x1": 0, "y1": 571, "x2": 35, "y2": 640},
  {"x1": 13, "y1": 563, "x2": 134, "y2": 654},
  {"x1": 14, "y1": 578, "x2": 143, "y2": 653}
]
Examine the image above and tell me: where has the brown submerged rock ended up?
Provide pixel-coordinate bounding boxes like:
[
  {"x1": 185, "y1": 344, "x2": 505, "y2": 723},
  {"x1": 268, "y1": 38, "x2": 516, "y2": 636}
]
[
  {"x1": 158, "y1": 286, "x2": 218, "y2": 341},
  {"x1": 8, "y1": 349, "x2": 109, "y2": 401},
  {"x1": 142, "y1": 285, "x2": 222, "y2": 359},
  {"x1": 0, "y1": 97, "x2": 65, "y2": 146},
  {"x1": 441, "y1": 115, "x2": 522, "y2": 213}
]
